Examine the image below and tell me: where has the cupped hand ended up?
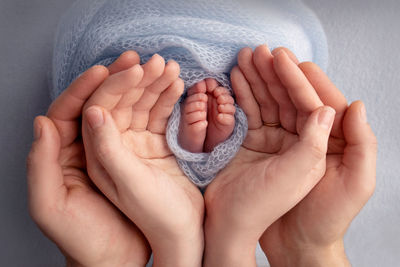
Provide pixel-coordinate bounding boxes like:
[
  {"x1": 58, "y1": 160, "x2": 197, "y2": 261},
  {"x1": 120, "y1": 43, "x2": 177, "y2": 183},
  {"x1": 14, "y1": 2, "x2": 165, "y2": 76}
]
[
  {"x1": 27, "y1": 51, "x2": 151, "y2": 267},
  {"x1": 257, "y1": 47, "x2": 377, "y2": 267},
  {"x1": 203, "y1": 45, "x2": 336, "y2": 266},
  {"x1": 81, "y1": 54, "x2": 204, "y2": 267}
]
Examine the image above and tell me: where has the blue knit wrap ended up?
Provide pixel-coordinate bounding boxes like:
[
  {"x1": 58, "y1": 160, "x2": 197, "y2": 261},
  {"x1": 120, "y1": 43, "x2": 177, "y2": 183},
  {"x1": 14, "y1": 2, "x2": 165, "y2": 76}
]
[{"x1": 51, "y1": 0, "x2": 328, "y2": 187}]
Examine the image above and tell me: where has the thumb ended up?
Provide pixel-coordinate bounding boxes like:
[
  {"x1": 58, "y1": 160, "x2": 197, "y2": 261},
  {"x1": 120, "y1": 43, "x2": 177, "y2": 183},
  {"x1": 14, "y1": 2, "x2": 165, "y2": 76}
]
[
  {"x1": 27, "y1": 116, "x2": 64, "y2": 224},
  {"x1": 342, "y1": 101, "x2": 377, "y2": 199},
  {"x1": 276, "y1": 106, "x2": 335, "y2": 196},
  {"x1": 83, "y1": 106, "x2": 147, "y2": 193}
]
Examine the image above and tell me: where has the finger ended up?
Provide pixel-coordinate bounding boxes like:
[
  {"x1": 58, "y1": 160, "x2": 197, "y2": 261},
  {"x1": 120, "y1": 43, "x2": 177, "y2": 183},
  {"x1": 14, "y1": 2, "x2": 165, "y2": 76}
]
[
  {"x1": 342, "y1": 101, "x2": 377, "y2": 200},
  {"x1": 137, "y1": 54, "x2": 165, "y2": 88},
  {"x1": 273, "y1": 50, "x2": 324, "y2": 133},
  {"x1": 115, "y1": 54, "x2": 166, "y2": 111},
  {"x1": 83, "y1": 106, "x2": 149, "y2": 196},
  {"x1": 107, "y1": 50, "x2": 140, "y2": 75},
  {"x1": 299, "y1": 62, "x2": 348, "y2": 138},
  {"x1": 47, "y1": 65, "x2": 109, "y2": 147},
  {"x1": 276, "y1": 106, "x2": 335, "y2": 197},
  {"x1": 253, "y1": 45, "x2": 296, "y2": 133},
  {"x1": 271, "y1": 47, "x2": 299, "y2": 64},
  {"x1": 238, "y1": 47, "x2": 279, "y2": 124},
  {"x1": 84, "y1": 64, "x2": 144, "y2": 112},
  {"x1": 81, "y1": 112, "x2": 118, "y2": 204},
  {"x1": 131, "y1": 60, "x2": 179, "y2": 131},
  {"x1": 230, "y1": 66, "x2": 262, "y2": 129},
  {"x1": 148, "y1": 79, "x2": 185, "y2": 134},
  {"x1": 81, "y1": 109, "x2": 120, "y2": 203},
  {"x1": 27, "y1": 116, "x2": 65, "y2": 224}
]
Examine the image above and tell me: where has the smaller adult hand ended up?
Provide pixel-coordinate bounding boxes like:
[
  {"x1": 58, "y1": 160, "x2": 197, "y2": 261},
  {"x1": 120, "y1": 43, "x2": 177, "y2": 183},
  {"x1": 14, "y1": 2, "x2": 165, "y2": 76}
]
[
  {"x1": 27, "y1": 51, "x2": 151, "y2": 267},
  {"x1": 203, "y1": 46, "x2": 336, "y2": 267},
  {"x1": 81, "y1": 55, "x2": 204, "y2": 267},
  {"x1": 256, "y1": 46, "x2": 377, "y2": 267}
]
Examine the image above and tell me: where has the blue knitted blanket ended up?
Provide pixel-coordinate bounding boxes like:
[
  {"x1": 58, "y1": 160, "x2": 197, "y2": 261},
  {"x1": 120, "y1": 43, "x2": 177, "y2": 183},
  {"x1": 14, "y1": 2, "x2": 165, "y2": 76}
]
[{"x1": 51, "y1": 0, "x2": 328, "y2": 187}]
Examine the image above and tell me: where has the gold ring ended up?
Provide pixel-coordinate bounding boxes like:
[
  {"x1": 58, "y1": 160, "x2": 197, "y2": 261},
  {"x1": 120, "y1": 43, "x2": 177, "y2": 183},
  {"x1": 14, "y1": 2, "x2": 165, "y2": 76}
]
[{"x1": 263, "y1": 122, "x2": 281, "y2": 127}]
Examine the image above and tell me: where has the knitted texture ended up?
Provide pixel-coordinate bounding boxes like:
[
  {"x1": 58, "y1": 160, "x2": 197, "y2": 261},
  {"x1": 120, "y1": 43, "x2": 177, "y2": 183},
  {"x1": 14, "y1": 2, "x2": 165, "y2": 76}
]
[{"x1": 51, "y1": 0, "x2": 328, "y2": 187}]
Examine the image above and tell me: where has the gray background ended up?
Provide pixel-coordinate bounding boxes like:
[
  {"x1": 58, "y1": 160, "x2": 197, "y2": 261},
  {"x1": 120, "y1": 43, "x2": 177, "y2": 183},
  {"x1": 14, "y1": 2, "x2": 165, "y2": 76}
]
[{"x1": 0, "y1": 0, "x2": 399, "y2": 266}]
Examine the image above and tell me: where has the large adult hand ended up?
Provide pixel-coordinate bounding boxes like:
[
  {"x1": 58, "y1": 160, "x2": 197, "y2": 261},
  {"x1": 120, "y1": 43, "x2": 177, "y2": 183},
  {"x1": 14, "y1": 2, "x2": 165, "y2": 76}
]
[
  {"x1": 27, "y1": 51, "x2": 151, "y2": 267},
  {"x1": 203, "y1": 46, "x2": 337, "y2": 266},
  {"x1": 81, "y1": 54, "x2": 204, "y2": 267},
  {"x1": 257, "y1": 46, "x2": 377, "y2": 267}
]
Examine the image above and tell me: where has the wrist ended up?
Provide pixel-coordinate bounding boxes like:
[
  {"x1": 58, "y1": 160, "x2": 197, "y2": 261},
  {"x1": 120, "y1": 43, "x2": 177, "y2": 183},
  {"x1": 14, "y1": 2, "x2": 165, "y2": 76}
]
[
  {"x1": 265, "y1": 240, "x2": 350, "y2": 267},
  {"x1": 65, "y1": 255, "x2": 147, "y2": 267},
  {"x1": 203, "y1": 215, "x2": 258, "y2": 267},
  {"x1": 151, "y1": 229, "x2": 204, "y2": 267}
]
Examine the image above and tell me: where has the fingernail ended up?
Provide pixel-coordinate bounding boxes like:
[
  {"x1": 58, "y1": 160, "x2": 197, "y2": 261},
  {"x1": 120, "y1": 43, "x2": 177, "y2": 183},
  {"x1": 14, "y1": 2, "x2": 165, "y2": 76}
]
[
  {"x1": 86, "y1": 107, "x2": 104, "y2": 129},
  {"x1": 359, "y1": 102, "x2": 367, "y2": 123},
  {"x1": 33, "y1": 118, "x2": 42, "y2": 140},
  {"x1": 318, "y1": 107, "x2": 335, "y2": 130},
  {"x1": 167, "y1": 59, "x2": 176, "y2": 64},
  {"x1": 272, "y1": 49, "x2": 284, "y2": 57}
]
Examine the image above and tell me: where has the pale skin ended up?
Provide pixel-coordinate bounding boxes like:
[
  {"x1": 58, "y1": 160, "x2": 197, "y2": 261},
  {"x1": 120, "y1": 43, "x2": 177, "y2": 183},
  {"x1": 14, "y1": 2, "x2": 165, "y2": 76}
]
[
  {"x1": 81, "y1": 54, "x2": 205, "y2": 266},
  {"x1": 203, "y1": 45, "x2": 377, "y2": 266},
  {"x1": 257, "y1": 46, "x2": 377, "y2": 267},
  {"x1": 27, "y1": 46, "x2": 376, "y2": 267},
  {"x1": 203, "y1": 46, "x2": 335, "y2": 267},
  {"x1": 27, "y1": 51, "x2": 205, "y2": 267},
  {"x1": 179, "y1": 78, "x2": 236, "y2": 153},
  {"x1": 26, "y1": 52, "x2": 152, "y2": 267}
]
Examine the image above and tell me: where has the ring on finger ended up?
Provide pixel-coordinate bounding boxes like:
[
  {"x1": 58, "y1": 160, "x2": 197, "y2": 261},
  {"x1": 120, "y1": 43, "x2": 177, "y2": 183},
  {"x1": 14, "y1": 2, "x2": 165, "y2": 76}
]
[{"x1": 263, "y1": 122, "x2": 281, "y2": 127}]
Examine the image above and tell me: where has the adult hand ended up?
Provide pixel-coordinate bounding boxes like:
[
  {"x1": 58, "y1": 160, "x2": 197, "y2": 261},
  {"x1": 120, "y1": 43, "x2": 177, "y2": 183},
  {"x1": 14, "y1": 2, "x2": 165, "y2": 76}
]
[
  {"x1": 27, "y1": 51, "x2": 151, "y2": 267},
  {"x1": 257, "y1": 46, "x2": 377, "y2": 267},
  {"x1": 81, "y1": 55, "x2": 204, "y2": 267},
  {"x1": 203, "y1": 46, "x2": 336, "y2": 266}
]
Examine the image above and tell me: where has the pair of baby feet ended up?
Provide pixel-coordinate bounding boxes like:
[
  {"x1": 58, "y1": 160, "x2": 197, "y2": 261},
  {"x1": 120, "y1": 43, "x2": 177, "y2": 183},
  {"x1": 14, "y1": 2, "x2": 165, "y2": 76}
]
[{"x1": 179, "y1": 78, "x2": 236, "y2": 153}]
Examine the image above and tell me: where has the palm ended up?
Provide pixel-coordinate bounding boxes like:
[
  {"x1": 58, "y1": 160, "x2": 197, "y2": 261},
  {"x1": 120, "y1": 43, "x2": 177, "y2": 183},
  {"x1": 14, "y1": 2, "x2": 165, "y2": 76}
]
[
  {"x1": 120, "y1": 129, "x2": 182, "y2": 177},
  {"x1": 122, "y1": 128, "x2": 200, "y2": 196},
  {"x1": 262, "y1": 135, "x2": 373, "y2": 248},
  {"x1": 117, "y1": 128, "x2": 204, "y2": 232},
  {"x1": 81, "y1": 55, "x2": 204, "y2": 246},
  {"x1": 205, "y1": 125, "x2": 323, "y2": 239}
]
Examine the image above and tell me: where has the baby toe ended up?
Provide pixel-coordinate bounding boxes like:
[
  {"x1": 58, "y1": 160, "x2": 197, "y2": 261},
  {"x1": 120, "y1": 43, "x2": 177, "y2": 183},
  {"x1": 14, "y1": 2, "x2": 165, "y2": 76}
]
[
  {"x1": 205, "y1": 78, "x2": 220, "y2": 93},
  {"x1": 217, "y1": 94, "x2": 235, "y2": 105},
  {"x1": 184, "y1": 100, "x2": 207, "y2": 114},
  {"x1": 185, "y1": 93, "x2": 208, "y2": 104},
  {"x1": 218, "y1": 103, "x2": 236, "y2": 115},
  {"x1": 187, "y1": 80, "x2": 207, "y2": 96},
  {"x1": 184, "y1": 111, "x2": 207, "y2": 125},
  {"x1": 217, "y1": 113, "x2": 235, "y2": 126}
]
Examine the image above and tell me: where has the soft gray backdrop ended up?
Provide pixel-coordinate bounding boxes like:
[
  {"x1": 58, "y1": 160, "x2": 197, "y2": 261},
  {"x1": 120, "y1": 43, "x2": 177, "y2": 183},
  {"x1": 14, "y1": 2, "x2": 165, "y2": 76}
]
[{"x1": 0, "y1": 0, "x2": 399, "y2": 266}]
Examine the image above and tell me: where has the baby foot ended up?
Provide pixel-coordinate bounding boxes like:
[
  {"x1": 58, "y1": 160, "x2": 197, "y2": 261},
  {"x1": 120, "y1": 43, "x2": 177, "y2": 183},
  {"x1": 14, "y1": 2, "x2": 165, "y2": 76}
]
[
  {"x1": 179, "y1": 79, "x2": 236, "y2": 153},
  {"x1": 203, "y1": 78, "x2": 236, "y2": 152},
  {"x1": 179, "y1": 80, "x2": 209, "y2": 153}
]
